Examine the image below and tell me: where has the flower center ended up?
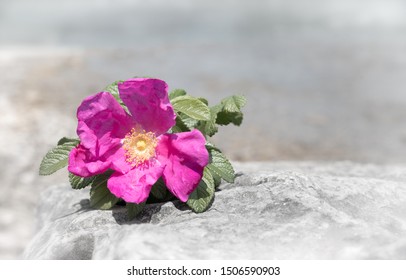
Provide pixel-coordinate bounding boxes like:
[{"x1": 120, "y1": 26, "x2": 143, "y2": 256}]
[{"x1": 122, "y1": 126, "x2": 158, "y2": 167}]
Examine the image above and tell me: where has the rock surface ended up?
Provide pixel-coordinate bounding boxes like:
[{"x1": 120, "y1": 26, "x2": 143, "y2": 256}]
[
  {"x1": 3, "y1": 0, "x2": 406, "y2": 259},
  {"x1": 24, "y1": 162, "x2": 406, "y2": 259}
]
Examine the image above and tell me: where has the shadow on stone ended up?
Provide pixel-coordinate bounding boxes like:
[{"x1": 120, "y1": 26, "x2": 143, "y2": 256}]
[
  {"x1": 172, "y1": 200, "x2": 190, "y2": 212},
  {"x1": 112, "y1": 203, "x2": 163, "y2": 225},
  {"x1": 54, "y1": 199, "x2": 93, "y2": 221}
]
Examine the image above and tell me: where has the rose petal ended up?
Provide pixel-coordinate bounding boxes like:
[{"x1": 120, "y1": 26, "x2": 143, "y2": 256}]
[
  {"x1": 118, "y1": 78, "x2": 175, "y2": 135},
  {"x1": 76, "y1": 91, "x2": 134, "y2": 158},
  {"x1": 68, "y1": 144, "x2": 111, "y2": 177},
  {"x1": 107, "y1": 147, "x2": 132, "y2": 175},
  {"x1": 156, "y1": 129, "x2": 209, "y2": 202},
  {"x1": 107, "y1": 161, "x2": 164, "y2": 203}
]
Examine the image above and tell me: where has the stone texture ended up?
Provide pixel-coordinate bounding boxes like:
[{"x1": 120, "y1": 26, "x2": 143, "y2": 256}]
[
  {"x1": 24, "y1": 162, "x2": 406, "y2": 259},
  {"x1": 4, "y1": 0, "x2": 406, "y2": 259}
]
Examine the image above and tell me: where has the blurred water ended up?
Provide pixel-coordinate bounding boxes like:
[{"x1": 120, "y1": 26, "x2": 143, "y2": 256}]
[
  {"x1": 1, "y1": 0, "x2": 406, "y2": 47},
  {"x1": 1, "y1": 0, "x2": 406, "y2": 259},
  {"x1": 2, "y1": 0, "x2": 406, "y2": 161}
]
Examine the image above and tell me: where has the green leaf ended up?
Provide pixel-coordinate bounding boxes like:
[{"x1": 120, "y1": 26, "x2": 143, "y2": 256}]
[
  {"x1": 197, "y1": 120, "x2": 217, "y2": 137},
  {"x1": 150, "y1": 178, "x2": 168, "y2": 200},
  {"x1": 198, "y1": 95, "x2": 246, "y2": 134},
  {"x1": 57, "y1": 137, "x2": 79, "y2": 146},
  {"x1": 69, "y1": 173, "x2": 95, "y2": 190},
  {"x1": 91, "y1": 170, "x2": 113, "y2": 188},
  {"x1": 197, "y1": 105, "x2": 222, "y2": 136},
  {"x1": 198, "y1": 97, "x2": 209, "y2": 105},
  {"x1": 179, "y1": 113, "x2": 199, "y2": 130},
  {"x1": 39, "y1": 138, "x2": 80, "y2": 176},
  {"x1": 169, "y1": 89, "x2": 187, "y2": 100},
  {"x1": 170, "y1": 116, "x2": 190, "y2": 133},
  {"x1": 209, "y1": 169, "x2": 222, "y2": 188},
  {"x1": 186, "y1": 168, "x2": 215, "y2": 213},
  {"x1": 89, "y1": 171, "x2": 119, "y2": 210},
  {"x1": 207, "y1": 147, "x2": 235, "y2": 183},
  {"x1": 216, "y1": 111, "x2": 243, "y2": 126},
  {"x1": 221, "y1": 95, "x2": 246, "y2": 112},
  {"x1": 214, "y1": 95, "x2": 246, "y2": 126},
  {"x1": 171, "y1": 95, "x2": 211, "y2": 121},
  {"x1": 126, "y1": 202, "x2": 146, "y2": 220},
  {"x1": 170, "y1": 125, "x2": 185, "y2": 133}
]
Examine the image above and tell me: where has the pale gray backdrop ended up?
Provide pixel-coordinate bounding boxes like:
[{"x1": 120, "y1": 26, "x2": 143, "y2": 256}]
[{"x1": 1, "y1": 0, "x2": 406, "y2": 258}]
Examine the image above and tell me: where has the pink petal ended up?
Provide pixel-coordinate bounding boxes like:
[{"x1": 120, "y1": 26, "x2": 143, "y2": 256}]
[
  {"x1": 107, "y1": 161, "x2": 164, "y2": 204},
  {"x1": 156, "y1": 129, "x2": 209, "y2": 202},
  {"x1": 68, "y1": 144, "x2": 111, "y2": 177},
  {"x1": 118, "y1": 78, "x2": 176, "y2": 135},
  {"x1": 76, "y1": 92, "x2": 134, "y2": 158},
  {"x1": 107, "y1": 147, "x2": 132, "y2": 175}
]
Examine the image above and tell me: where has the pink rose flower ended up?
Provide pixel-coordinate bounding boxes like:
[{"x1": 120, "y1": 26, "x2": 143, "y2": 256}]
[{"x1": 68, "y1": 78, "x2": 209, "y2": 204}]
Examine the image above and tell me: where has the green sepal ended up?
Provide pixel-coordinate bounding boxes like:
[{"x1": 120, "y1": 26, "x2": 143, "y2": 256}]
[
  {"x1": 69, "y1": 173, "x2": 95, "y2": 190},
  {"x1": 186, "y1": 168, "x2": 215, "y2": 213},
  {"x1": 171, "y1": 95, "x2": 211, "y2": 121},
  {"x1": 206, "y1": 145, "x2": 235, "y2": 183},
  {"x1": 89, "y1": 171, "x2": 119, "y2": 210},
  {"x1": 126, "y1": 202, "x2": 146, "y2": 220},
  {"x1": 103, "y1": 80, "x2": 123, "y2": 97},
  {"x1": 39, "y1": 137, "x2": 79, "y2": 176}
]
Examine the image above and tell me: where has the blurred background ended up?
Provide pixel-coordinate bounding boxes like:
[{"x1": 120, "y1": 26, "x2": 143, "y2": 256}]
[{"x1": 1, "y1": 0, "x2": 406, "y2": 259}]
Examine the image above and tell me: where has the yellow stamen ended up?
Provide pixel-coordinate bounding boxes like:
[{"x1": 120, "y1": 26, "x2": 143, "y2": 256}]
[{"x1": 122, "y1": 126, "x2": 158, "y2": 167}]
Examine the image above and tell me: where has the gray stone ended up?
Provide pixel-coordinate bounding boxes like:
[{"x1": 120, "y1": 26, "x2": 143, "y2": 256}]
[
  {"x1": 4, "y1": 0, "x2": 406, "y2": 259},
  {"x1": 24, "y1": 162, "x2": 406, "y2": 259}
]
